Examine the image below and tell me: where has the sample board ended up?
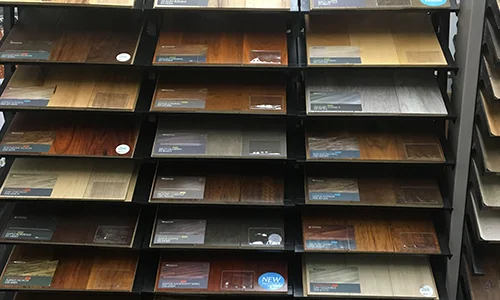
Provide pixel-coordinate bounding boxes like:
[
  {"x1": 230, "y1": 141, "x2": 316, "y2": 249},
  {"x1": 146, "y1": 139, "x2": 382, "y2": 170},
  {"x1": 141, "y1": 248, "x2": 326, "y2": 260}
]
[
  {"x1": 0, "y1": 0, "x2": 134, "y2": 7},
  {"x1": 470, "y1": 191, "x2": 500, "y2": 242},
  {"x1": 475, "y1": 125, "x2": 500, "y2": 173},
  {"x1": 471, "y1": 159, "x2": 500, "y2": 208},
  {"x1": 309, "y1": 0, "x2": 450, "y2": 10},
  {"x1": 465, "y1": 246, "x2": 500, "y2": 300},
  {"x1": 154, "y1": 0, "x2": 291, "y2": 10}
]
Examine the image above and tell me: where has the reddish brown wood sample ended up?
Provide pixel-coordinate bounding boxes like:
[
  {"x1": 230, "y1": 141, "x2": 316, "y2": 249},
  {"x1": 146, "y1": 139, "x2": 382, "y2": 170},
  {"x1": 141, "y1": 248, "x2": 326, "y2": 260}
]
[
  {"x1": 0, "y1": 112, "x2": 140, "y2": 158},
  {"x1": 14, "y1": 292, "x2": 141, "y2": 300}
]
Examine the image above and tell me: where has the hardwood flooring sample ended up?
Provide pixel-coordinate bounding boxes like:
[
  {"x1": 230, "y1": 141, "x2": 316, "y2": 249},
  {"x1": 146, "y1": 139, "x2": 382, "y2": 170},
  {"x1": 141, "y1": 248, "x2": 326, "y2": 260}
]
[
  {"x1": 1, "y1": 66, "x2": 141, "y2": 111},
  {"x1": 150, "y1": 166, "x2": 284, "y2": 205},
  {"x1": 482, "y1": 53, "x2": 500, "y2": 102},
  {"x1": 484, "y1": 17, "x2": 500, "y2": 68},
  {"x1": 14, "y1": 292, "x2": 141, "y2": 300},
  {"x1": 470, "y1": 190, "x2": 500, "y2": 242},
  {"x1": 306, "y1": 70, "x2": 447, "y2": 116},
  {"x1": 309, "y1": 0, "x2": 450, "y2": 9},
  {"x1": 153, "y1": 119, "x2": 287, "y2": 159},
  {"x1": 306, "y1": 130, "x2": 445, "y2": 163},
  {"x1": 155, "y1": 256, "x2": 288, "y2": 294},
  {"x1": 152, "y1": 74, "x2": 286, "y2": 115},
  {"x1": 475, "y1": 125, "x2": 500, "y2": 173},
  {"x1": 154, "y1": 0, "x2": 290, "y2": 10},
  {"x1": 154, "y1": 13, "x2": 287, "y2": 66},
  {"x1": 479, "y1": 86, "x2": 500, "y2": 137},
  {"x1": 0, "y1": 0, "x2": 134, "y2": 7},
  {"x1": 0, "y1": 8, "x2": 143, "y2": 64},
  {"x1": 0, "y1": 203, "x2": 139, "y2": 247},
  {"x1": 389, "y1": 217, "x2": 441, "y2": 253},
  {"x1": 471, "y1": 159, "x2": 500, "y2": 208},
  {"x1": 303, "y1": 255, "x2": 438, "y2": 298},
  {"x1": 465, "y1": 246, "x2": 500, "y2": 300},
  {"x1": 0, "y1": 112, "x2": 140, "y2": 158},
  {"x1": 0, "y1": 245, "x2": 138, "y2": 291},
  {"x1": 306, "y1": 12, "x2": 446, "y2": 66}
]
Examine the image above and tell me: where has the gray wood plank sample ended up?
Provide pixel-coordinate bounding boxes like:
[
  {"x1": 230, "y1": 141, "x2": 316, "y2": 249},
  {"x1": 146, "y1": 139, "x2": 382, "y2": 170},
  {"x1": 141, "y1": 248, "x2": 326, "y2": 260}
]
[
  {"x1": 471, "y1": 159, "x2": 500, "y2": 208},
  {"x1": 475, "y1": 125, "x2": 500, "y2": 173},
  {"x1": 306, "y1": 70, "x2": 447, "y2": 116},
  {"x1": 470, "y1": 190, "x2": 500, "y2": 242}
]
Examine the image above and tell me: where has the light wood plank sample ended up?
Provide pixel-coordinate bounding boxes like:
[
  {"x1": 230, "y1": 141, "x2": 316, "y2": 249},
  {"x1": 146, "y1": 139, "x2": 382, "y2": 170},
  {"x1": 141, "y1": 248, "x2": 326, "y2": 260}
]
[
  {"x1": 0, "y1": 158, "x2": 138, "y2": 201},
  {"x1": 472, "y1": 159, "x2": 500, "y2": 208},
  {"x1": 306, "y1": 12, "x2": 446, "y2": 66},
  {"x1": 309, "y1": 0, "x2": 450, "y2": 10},
  {"x1": 306, "y1": 130, "x2": 445, "y2": 163},
  {"x1": 152, "y1": 73, "x2": 286, "y2": 114},
  {"x1": 0, "y1": 112, "x2": 140, "y2": 158},
  {"x1": 153, "y1": 119, "x2": 287, "y2": 159},
  {"x1": 306, "y1": 70, "x2": 447, "y2": 116},
  {"x1": 475, "y1": 125, "x2": 500, "y2": 173},
  {"x1": 154, "y1": 0, "x2": 290, "y2": 10},
  {"x1": 0, "y1": 245, "x2": 138, "y2": 291},
  {"x1": 154, "y1": 13, "x2": 287, "y2": 66},
  {"x1": 1, "y1": 66, "x2": 141, "y2": 111},
  {"x1": 303, "y1": 255, "x2": 438, "y2": 298},
  {"x1": 0, "y1": 8, "x2": 143, "y2": 64},
  {"x1": 470, "y1": 190, "x2": 500, "y2": 242}
]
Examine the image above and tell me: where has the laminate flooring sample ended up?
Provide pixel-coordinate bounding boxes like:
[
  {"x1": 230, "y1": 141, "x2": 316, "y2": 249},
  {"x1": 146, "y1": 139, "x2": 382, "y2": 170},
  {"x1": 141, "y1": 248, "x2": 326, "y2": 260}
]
[
  {"x1": 0, "y1": 112, "x2": 140, "y2": 158},
  {"x1": 306, "y1": 130, "x2": 445, "y2": 163},
  {"x1": 154, "y1": 13, "x2": 287, "y2": 66},
  {"x1": 303, "y1": 255, "x2": 439, "y2": 299},
  {"x1": 0, "y1": 204, "x2": 139, "y2": 247},
  {"x1": 309, "y1": 0, "x2": 450, "y2": 9},
  {"x1": 306, "y1": 70, "x2": 447, "y2": 116},
  {"x1": 0, "y1": 66, "x2": 141, "y2": 111},
  {"x1": 155, "y1": 256, "x2": 288, "y2": 294},
  {"x1": 471, "y1": 159, "x2": 500, "y2": 208},
  {"x1": 470, "y1": 190, "x2": 500, "y2": 242},
  {"x1": 302, "y1": 212, "x2": 440, "y2": 254},
  {"x1": 0, "y1": 245, "x2": 138, "y2": 291},
  {"x1": 466, "y1": 246, "x2": 500, "y2": 300},
  {"x1": 306, "y1": 12, "x2": 447, "y2": 66},
  {"x1": 479, "y1": 86, "x2": 500, "y2": 137},
  {"x1": 475, "y1": 125, "x2": 500, "y2": 173},
  {"x1": 0, "y1": 0, "x2": 134, "y2": 7},
  {"x1": 306, "y1": 175, "x2": 443, "y2": 207},
  {"x1": 14, "y1": 293, "x2": 141, "y2": 300},
  {"x1": 484, "y1": 17, "x2": 500, "y2": 68},
  {"x1": 153, "y1": 119, "x2": 286, "y2": 159},
  {"x1": 154, "y1": 0, "x2": 290, "y2": 10},
  {"x1": 152, "y1": 74, "x2": 286, "y2": 114},
  {"x1": 0, "y1": 8, "x2": 143, "y2": 64}
]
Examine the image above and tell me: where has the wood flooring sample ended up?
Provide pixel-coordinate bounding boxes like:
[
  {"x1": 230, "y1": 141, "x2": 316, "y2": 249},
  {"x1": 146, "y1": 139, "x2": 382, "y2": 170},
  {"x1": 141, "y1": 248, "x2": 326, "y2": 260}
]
[
  {"x1": 482, "y1": 53, "x2": 500, "y2": 102},
  {"x1": 0, "y1": 158, "x2": 138, "y2": 201},
  {"x1": 306, "y1": 130, "x2": 444, "y2": 163},
  {"x1": 0, "y1": 8, "x2": 143, "y2": 64},
  {"x1": 14, "y1": 292, "x2": 141, "y2": 300},
  {"x1": 306, "y1": 70, "x2": 447, "y2": 116},
  {"x1": 466, "y1": 246, "x2": 500, "y2": 300},
  {"x1": 0, "y1": 112, "x2": 140, "y2": 158},
  {"x1": 310, "y1": 0, "x2": 450, "y2": 9},
  {"x1": 389, "y1": 217, "x2": 441, "y2": 253},
  {"x1": 475, "y1": 125, "x2": 500, "y2": 173},
  {"x1": 154, "y1": 0, "x2": 290, "y2": 10},
  {"x1": 152, "y1": 74, "x2": 286, "y2": 114},
  {"x1": 0, "y1": 66, "x2": 141, "y2": 111},
  {"x1": 306, "y1": 12, "x2": 446, "y2": 66},
  {"x1": 155, "y1": 256, "x2": 288, "y2": 294},
  {"x1": 154, "y1": 13, "x2": 287, "y2": 66},
  {"x1": 470, "y1": 190, "x2": 500, "y2": 242},
  {"x1": 471, "y1": 159, "x2": 500, "y2": 208},
  {"x1": 0, "y1": 0, "x2": 134, "y2": 7},
  {"x1": 0, "y1": 245, "x2": 138, "y2": 291}
]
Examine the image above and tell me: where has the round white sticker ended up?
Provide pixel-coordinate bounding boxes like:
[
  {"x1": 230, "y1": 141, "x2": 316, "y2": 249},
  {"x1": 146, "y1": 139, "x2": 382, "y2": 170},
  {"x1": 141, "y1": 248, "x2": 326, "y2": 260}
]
[
  {"x1": 116, "y1": 144, "x2": 130, "y2": 155},
  {"x1": 420, "y1": 285, "x2": 434, "y2": 297},
  {"x1": 116, "y1": 53, "x2": 131, "y2": 62}
]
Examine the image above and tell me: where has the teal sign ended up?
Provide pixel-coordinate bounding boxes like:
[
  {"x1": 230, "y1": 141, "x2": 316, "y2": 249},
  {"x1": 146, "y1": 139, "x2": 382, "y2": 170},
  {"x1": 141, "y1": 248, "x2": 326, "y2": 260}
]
[{"x1": 420, "y1": 0, "x2": 447, "y2": 6}]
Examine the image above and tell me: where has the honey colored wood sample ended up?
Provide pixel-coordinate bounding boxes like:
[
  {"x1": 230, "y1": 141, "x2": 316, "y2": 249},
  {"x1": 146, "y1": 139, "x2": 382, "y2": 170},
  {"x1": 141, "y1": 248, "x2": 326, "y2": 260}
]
[
  {"x1": 306, "y1": 70, "x2": 447, "y2": 116},
  {"x1": 154, "y1": 13, "x2": 287, "y2": 66},
  {"x1": 153, "y1": 119, "x2": 287, "y2": 159},
  {"x1": 302, "y1": 212, "x2": 440, "y2": 254},
  {"x1": 0, "y1": 8, "x2": 143, "y2": 64},
  {"x1": 306, "y1": 130, "x2": 445, "y2": 163},
  {"x1": 475, "y1": 125, "x2": 500, "y2": 173},
  {"x1": 306, "y1": 12, "x2": 446, "y2": 67},
  {"x1": 306, "y1": 175, "x2": 443, "y2": 207},
  {"x1": 14, "y1": 292, "x2": 141, "y2": 300},
  {"x1": 0, "y1": 112, "x2": 140, "y2": 158},
  {"x1": 470, "y1": 190, "x2": 500, "y2": 242},
  {"x1": 303, "y1": 255, "x2": 439, "y2": 299},
  {"x1": 0, "y1": 203, "x2": 139, "y2": 247},
  {"x1": 0, "y1": 245, "x2": 138, "y2": 291},
  {"x1": 152, "y1": 73, "x2": 286, "y2": 114},
  {"x1": 471, "y1": 159, "x2": 500, "y2": 208},
  {"x1": 0, "y1": 158, "x2": 138, "y2": 201},
  {"x1": 154, "y1": 0, "x2": 290, "y2": 10},
  {"x1": 310, "y1": 0, "x2": 450, "y2": 10},
  {"x1": 0, "y1": 66, "x2": 142, "y2": 111},
  {"x1": 465, "y1": 246, "x2": 500, "y2": 300},
  {"x1": 155, "y1": 256, "x2": 288, "y2": 294}
]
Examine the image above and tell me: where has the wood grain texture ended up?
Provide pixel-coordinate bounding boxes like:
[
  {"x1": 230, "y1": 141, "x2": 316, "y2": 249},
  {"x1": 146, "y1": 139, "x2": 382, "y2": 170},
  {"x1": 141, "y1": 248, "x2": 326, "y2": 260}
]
[
  {"x1": 154, "y1": 0, "x2": 290, "y2": 10},
  {"x1": 306, "y1": 12, "x2": 446, "y2": 66},
  {"x1": 155, "y1": 256, "x2": 288, "y2": 294},
  {"x1": 0, "y1": 0, "x2": 133, "y2": 7},
  {"x1": 0, "y1": 112, "x2": 140, "y2": 158},
  {"x1": 480, "y1": 68, "x2": 500, "y2": 137},
  {"x1": 482, "y1": 53, "x2": 500, "y2": 101},
  {"x1": 472, "y1": 159, "x2": 500, "y2": 208},
  {"x1": 14, "y1": 292, "x2": 141, "y2": 300},
  {"x1": 0, "y1": 245, "x2": 138, "y2": 291},
  {"x1": 306, "y1": 70, "x2": 447, "y2": 116},
  {"x1": 466, "y1": 246, "x2": 500, "y2": 300},
  {"x1": 306, "y1": 130, "x2": 444, "y2": 163},
  {"x1": 0, "y1": 8, "x2": 142, "y2": 64},
  {"x1": 154, "y1": 13, "x2": 287, "y2": 66},
  {"x1": 309, "y1": 0, "x2": 450, "y2": 9},
  {"x1": 471, "y1": 190, "x2": 500, "y2": 242},
  {"x1": 476, "y1": 125, "x2": 500, "y2": 173}
]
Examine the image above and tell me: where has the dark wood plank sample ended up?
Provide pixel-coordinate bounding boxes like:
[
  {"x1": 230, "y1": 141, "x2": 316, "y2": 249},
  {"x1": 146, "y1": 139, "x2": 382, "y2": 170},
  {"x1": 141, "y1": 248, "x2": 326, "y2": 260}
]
[
  {"x1": 152, "y1": 73, "x2": 286, "y2": 115},
  {"x1": 0, "y1": 112, "x2": 140, "y2": 158},
  {"x1": 306, "y1": 12, "x2": 446, "y2": 66},
  {"x1": 0, "y1": 203, "x2": 139, "y2": 247},
  {"x1": 14, "y1": 292, "x2": 141, "y2": 300},
  {"x1": 306, "y1": 130, "x2": 445, "y2": 163},
  {"x1": 154, "y1": 0, "x2": 290, "y2": 10},
  {"x1": 306, "y1": 70, "x2": 447, "y2": 116},
  {"x1": 1, "y1": 65, "x2": 141, "y2": 111},
  {"x1": 309, "y1": 0, "x2": 449, "y2": 10},
  {"x1": 466, "y1": 246, "x2": 500, "y2": 300},
  {"x1": 0, "y1": 8, "x2": 143, "y2": 64},
  {"x1": 305, "y1": 175, "x2": 443, "y2": 208},
  {"x1": 0, "y1": 245, "x2": 138, "y2": 291},
  {"x1": 154, "y1": 13, "x2": 287, "y2": 66},
  {"x1": 0, "y1": 0, "x2": 134, "y2": 7},
  {"x1": 155, "y1": 256, "x2": 288, "y2": 294}
]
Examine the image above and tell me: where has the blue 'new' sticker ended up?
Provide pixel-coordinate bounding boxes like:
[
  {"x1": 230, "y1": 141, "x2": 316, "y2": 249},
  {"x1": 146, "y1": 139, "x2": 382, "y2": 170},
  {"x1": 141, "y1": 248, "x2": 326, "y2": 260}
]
[
  {"x1": 420, "y1": 0, "x2": 446, "y2": 6},
  {"x1": 258, "y1": 272, "x2": 285, "y2": 290}
]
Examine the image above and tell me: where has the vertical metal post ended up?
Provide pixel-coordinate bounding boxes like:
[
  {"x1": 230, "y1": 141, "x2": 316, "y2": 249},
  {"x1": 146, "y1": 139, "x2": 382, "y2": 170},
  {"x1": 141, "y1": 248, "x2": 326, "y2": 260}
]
[{"x1": 446, "y1": 0, "x2": 486, "y2": 298}]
